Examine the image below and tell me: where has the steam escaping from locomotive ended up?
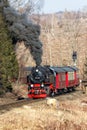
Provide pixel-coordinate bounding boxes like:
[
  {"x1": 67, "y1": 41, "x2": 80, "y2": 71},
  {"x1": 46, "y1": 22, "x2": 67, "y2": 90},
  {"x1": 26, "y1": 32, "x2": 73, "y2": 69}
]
[{"x1": 1, "y1": 0, "x2": 43, "y2": 66}]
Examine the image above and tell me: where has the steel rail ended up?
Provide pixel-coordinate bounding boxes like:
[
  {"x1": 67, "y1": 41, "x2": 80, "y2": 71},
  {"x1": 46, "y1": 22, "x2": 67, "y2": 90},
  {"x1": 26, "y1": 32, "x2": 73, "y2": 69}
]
[
  {"x1": 0, "y1": 98, "x2": 45, "y2": 114},
  {"x1": 0, "y1": 89, "x2": 84, "y2": 114}
]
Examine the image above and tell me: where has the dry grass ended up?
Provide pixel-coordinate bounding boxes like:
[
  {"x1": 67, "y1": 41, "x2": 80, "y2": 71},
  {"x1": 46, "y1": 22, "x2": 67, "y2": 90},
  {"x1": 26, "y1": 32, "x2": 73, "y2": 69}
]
[
  {"x1": 0, "y1": 97, "x2": 87, "y2": 130},
  {"x1": 0, "y1": 83, "x2": 28, "y2": 106},
  {"x1": 12, "y1": 83, "x2": 28, "y2": 98}
]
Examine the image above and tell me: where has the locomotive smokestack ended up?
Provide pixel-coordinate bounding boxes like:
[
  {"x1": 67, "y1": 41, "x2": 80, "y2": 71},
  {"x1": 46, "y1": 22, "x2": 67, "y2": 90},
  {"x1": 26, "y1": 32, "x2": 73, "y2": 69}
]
[{"x1": 1, "y1": 0, "x2": 43, "y2": 66}]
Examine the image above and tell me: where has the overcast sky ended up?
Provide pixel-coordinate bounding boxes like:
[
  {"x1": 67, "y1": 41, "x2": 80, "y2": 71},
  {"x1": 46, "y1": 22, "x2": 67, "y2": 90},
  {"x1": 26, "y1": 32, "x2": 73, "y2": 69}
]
[{"x1": 42, "y1": 0, "x2": 87, "y2": 13}]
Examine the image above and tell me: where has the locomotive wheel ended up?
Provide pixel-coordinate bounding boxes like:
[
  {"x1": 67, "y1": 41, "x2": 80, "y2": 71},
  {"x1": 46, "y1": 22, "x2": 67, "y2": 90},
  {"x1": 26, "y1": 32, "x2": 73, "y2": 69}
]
[
  {"x1": 61, "y1": 88, "x2": 65, "y2": 93},
  {"x1": 52, "y1": 92, "x2": 55, "y2": 97},
  {"x1": 58, "y1": 89, "x2": 63, "y2": 94},
  {"x1": 49, "y1": 89, "x2": 55, "y2": 97},
  {"x1": 67, "y1": 87, "x2": 73, "y2": 92},
  {"x1": 67, "y1": 88, "x2": 71, "y2": 92},
  {"x1": 45, "y1": 87, "x2": 50, "y2": 95},
  {"x1": 72, "y1": 87, "x2": 75, "y2": 91},
  {"x1": 50, "y1": 92, "x2": 55, "y2": 97}
]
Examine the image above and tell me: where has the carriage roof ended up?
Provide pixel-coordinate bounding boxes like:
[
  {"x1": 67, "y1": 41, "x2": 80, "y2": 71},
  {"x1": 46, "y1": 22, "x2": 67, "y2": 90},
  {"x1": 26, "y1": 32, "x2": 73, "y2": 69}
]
[{"x1": 50, "y1": 66, "x2": 78, "y2": 73}]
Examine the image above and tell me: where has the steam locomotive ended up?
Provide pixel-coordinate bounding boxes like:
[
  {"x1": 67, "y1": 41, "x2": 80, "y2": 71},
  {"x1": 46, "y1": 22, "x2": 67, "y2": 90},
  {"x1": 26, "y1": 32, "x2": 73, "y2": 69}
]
[{"x1": 26, "y1": 65, "x2": 79, "y2": 98}]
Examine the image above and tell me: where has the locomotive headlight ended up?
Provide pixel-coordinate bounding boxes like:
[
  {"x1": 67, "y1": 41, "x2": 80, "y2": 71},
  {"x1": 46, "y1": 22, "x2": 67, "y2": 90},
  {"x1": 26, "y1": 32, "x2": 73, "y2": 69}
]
[
  {"x1": 36, "y1": 69, "x2": 39, "y2": 72},
  {"x1": 31, "y1": 84, "x2": 33, "y2": 87},
  {"x1": 41, "y1": 84, "x2": 44, "y2": 87}
]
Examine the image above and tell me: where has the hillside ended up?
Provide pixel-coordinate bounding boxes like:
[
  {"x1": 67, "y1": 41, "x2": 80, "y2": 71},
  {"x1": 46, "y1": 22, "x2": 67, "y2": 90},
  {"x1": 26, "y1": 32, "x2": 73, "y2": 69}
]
[{"x1": 15, "y1": 12, "x2": 87, "y2": 78}]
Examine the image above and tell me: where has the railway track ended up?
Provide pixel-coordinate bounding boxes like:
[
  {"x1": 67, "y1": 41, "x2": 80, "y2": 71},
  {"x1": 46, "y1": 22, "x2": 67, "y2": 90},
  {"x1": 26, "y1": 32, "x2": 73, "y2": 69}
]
[
  {"x1": 55, "y1": 89, "x2": 86, "y2": 101},
  {"x1": 0, "y1": 98, "x2": 45, "y2": 114},
  {"x1": 0, "y1": 89, "x2": 86, "y2": 114}
]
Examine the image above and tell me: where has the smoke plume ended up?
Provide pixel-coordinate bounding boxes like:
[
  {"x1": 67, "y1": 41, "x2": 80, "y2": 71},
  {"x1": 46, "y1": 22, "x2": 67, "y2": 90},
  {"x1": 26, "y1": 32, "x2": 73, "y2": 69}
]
[{"x1": 1, "y1": 0, "x2": 43, "y2": 66}]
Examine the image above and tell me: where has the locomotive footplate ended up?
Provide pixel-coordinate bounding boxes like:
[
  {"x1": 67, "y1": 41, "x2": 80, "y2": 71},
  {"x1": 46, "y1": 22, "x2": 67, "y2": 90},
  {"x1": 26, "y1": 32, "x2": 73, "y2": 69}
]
[
  {"x1": 34, "y1": 89, "x2": 46, "y2": 94},
  {"x1": 28, "y1": 89, "x2": 47, "y2": 98},
  {"x1": 28, "y1": 92, "x2": 47, "y2": 98}
]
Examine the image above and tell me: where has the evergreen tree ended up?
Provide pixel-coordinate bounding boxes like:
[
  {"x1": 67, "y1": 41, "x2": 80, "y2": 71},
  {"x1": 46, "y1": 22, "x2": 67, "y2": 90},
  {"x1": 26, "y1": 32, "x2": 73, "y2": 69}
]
[{"x1": 0, "y1": 2, "x2": 19, "y2": 94}]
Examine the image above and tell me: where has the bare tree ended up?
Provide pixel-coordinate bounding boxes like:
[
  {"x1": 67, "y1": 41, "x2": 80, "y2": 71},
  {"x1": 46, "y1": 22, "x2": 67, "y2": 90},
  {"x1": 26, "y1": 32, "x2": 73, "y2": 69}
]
[
  {"x1": 41, "y1": 14, "x2": 57, "y2": 66},
  {"x1": 42, "y1": 15, "x2": 53, "y2": 65},
  {"x1": 8, "y1": 0, "x2": 44, "y2": 15},
  {"x1": 58, "y1": 11, "x2": 82, "y2": 66}
]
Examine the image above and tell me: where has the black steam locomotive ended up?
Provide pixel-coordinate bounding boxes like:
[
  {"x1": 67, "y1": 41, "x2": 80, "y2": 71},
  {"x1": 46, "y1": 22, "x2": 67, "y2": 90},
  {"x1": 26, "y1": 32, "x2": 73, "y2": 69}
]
[
  {"x1": 26, "y1": 65, "x2": 79, "y2": 98},
  {"x1": 27, "y1": 66, "x2": 54, "y2": 98}
]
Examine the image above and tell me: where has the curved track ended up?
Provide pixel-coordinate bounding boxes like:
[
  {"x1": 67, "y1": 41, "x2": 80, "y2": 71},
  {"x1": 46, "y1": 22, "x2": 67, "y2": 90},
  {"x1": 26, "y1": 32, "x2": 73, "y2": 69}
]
[
  {"x1": 55, "y1": 89, "x2": 85, "y2": 101},
  {"x1": 0, "y1": 88, "x2": 86, "y2": 114},
  {"x1": 0, "y1": 98, "x2": 45, "y2": 114}
]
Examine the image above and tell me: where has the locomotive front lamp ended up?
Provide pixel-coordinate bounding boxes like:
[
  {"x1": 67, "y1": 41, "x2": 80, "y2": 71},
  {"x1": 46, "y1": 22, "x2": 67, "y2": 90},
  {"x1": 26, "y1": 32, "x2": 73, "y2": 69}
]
[
  {"x1": 36, "y1": 69, "x2": 39, "y2": 72},
  {"x1": 41, "y1": 84, "x2": 44, "y2": 87},
  {"x1": 31, "y1": 84, "x2": 34, "y2": 87}
]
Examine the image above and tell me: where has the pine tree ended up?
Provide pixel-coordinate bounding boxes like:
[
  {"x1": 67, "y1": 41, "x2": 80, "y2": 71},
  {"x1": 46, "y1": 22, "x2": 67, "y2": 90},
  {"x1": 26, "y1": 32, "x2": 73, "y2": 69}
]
[{"x1": 0, "y1": 3, "x2": 19, "y2": 94}]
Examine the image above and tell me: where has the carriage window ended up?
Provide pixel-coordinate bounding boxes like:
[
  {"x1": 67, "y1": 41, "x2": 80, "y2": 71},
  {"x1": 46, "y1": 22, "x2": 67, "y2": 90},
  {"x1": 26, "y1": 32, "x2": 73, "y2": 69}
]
[
  {"x1": 59, "y1": 73, "x2": 65, "y2": 81},
  {"x1": 62, "y1": 73, "x2": 66, "y2": 81},
  {"x1": 68, "y1": 72, "x2": 74, "y2": 80}
]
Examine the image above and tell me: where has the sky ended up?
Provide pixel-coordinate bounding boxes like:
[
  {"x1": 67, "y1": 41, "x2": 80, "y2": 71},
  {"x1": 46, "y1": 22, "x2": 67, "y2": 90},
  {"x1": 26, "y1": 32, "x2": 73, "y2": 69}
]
[
  {"x1": 8, "y1": 0, "x2": 87, "y2": 14},
  {"x1": 42, "y1": 0, "x2": 87, "y2": 13}
]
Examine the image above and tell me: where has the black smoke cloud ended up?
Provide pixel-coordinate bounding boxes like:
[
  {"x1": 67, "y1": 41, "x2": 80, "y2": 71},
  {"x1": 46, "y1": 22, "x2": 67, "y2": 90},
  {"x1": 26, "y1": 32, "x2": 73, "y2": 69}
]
[{"x1": 1, "y1": 0, "x2": 43, "y2": 66}]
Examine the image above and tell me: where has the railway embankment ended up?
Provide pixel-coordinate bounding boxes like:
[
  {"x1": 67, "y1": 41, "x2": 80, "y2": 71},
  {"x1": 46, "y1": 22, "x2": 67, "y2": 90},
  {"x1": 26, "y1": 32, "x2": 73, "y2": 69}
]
[{"x1": 0, "y1": 88, "x2": 87, "y2": 130}]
